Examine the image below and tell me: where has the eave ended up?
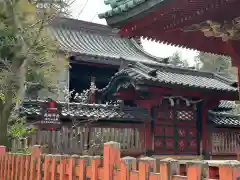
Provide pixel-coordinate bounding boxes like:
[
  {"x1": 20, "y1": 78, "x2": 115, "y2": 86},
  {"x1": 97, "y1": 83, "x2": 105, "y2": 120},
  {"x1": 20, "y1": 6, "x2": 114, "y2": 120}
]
[{"x1": 99, "y1": 0, "x2": 240, "y2": 57}]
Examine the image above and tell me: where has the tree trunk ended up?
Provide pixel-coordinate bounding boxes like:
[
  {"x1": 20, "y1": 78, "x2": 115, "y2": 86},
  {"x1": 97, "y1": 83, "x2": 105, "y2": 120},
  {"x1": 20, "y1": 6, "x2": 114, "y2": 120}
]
[{"x1": 0, "y1": 112, "x2": 10, "y2": 147}]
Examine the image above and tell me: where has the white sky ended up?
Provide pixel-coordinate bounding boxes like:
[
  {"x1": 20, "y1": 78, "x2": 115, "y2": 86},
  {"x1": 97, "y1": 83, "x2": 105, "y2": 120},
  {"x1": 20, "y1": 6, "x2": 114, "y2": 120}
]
[{"x1": 69, "y1": 0, "x2": 199, "y2": 66}]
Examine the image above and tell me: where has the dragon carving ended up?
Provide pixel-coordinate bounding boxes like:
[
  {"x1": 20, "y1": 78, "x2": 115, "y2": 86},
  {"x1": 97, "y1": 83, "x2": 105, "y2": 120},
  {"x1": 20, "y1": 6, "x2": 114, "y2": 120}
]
[{"x1": 182, "y1": 17, "x2": 240, "y2": 41}]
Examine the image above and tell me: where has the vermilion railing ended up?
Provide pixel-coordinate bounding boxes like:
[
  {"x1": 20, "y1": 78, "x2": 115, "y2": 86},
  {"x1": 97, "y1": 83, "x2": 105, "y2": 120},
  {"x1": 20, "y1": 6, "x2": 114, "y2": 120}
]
[{"x1": 0, "y1": 141, "x2": 240, "y2": 180}]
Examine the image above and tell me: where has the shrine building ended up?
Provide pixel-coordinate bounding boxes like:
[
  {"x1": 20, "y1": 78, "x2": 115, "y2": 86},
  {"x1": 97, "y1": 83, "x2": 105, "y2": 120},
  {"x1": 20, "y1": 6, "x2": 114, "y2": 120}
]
[{"x1": 17, "y1": 17, "x2": 240, "y2": 159}]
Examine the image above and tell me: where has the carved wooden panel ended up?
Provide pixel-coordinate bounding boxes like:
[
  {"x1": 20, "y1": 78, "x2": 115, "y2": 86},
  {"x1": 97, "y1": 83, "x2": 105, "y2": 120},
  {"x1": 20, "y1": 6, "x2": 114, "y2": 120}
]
[
  {"x1": 176, "y1": 110, "x2": 194, "y2": 121},
  {"x1": 153, "y1": 105, "x2": 198, "y2": 155}
]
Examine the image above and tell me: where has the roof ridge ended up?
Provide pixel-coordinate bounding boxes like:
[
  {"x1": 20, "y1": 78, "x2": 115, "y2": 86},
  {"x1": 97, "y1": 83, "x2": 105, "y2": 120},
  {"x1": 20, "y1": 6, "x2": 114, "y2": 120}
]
[
  {"x1": 129, "y1": 38, "x2": 164, "y2": 63},
  {"x1": 23, "y1": 99, "x2": 120, "y2": 108},
  {"x1": 209, "y1": 110, "x2": 240, "y2": 117},
  {"x1": 51, "y1": 17, "x2": 117, "y2": 35},
  {"x1": 213, "y1": 73, "x2": 236, "y2": 86},
  {"x1": 131, "y1": 62, "x2": 237, "y2": 86},
  {"x1": 130, "y1": 62, "x2": 157, "y2": 76}
]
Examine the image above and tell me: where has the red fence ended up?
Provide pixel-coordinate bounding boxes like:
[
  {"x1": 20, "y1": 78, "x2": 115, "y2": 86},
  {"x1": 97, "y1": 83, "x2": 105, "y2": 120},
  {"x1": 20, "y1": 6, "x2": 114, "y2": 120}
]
[{"x1": 0, "y1": 142, "x2": 240, "y2": 179}]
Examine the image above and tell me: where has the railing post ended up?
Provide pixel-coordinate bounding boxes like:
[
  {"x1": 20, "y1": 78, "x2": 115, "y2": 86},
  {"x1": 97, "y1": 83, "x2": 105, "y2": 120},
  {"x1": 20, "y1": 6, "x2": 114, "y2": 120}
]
[
  {"x1": 91, "y1": 156, "x2": 101, "y2": 180},
  {"x1": 78, "y1": 155, "x2": 90, "y2": 180},
  {"x1": 186, "y1": 161, "x2": 205, "y2": 180},
  {"x1": 160, "y1": 158, "x2": 178, "y2": 180},
  {"x1": 0, "y1": 146, "x2": 6, "y2": 155},
  {"x1": 121, "y1": 156, "x2": 136, "y2": 180},
  {"x1": 104, "y1": 141, "x2": 121, "y2": 180},
  {"x1": 237, "y1": 152, "x2": 240, "y2": 161},
  {"x1": 139, "y1": 157, "x2": 156, "y2": 180},
  {"x1": 0, "y1": 145, "x2": 6, "y2": 179},
  {"x1": 219, "y1": 161, "x2": 240, "y2": 180},
  {"x1": 30, "y1": 145, "x2": 42, "y2": 180}
]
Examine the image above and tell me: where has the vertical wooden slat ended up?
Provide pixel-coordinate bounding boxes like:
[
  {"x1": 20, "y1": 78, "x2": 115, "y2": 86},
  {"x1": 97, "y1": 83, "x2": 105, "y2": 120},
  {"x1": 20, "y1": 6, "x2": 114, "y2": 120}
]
[
  {"x1": 59, "y1": 155, "x2": 69, "y2": 180},
  {"x1": 44, "y1": 155, "x2": 51, "y2": 180},
  {"x1": 121, "y1": 157, "x2": 136, "y2": 180},
  {"x1": 84, "y1": 127, "x2": 89, "y2": 152},
  {"x1": 219, "y1": 161, "x2": 240, "y2": 180},
  {"x1": 186, "y1": 161, "x2": 204, "y2": 180},
  {"x1": 11, "y1": 154, "x2": 15, "y2": 180},
  {"x1": 52, "y1": 131, "x2": 56, "y2": 153},
  {"x1": 56, "y1": 130, "x2": 61, "y2": 154},
  {"x1": 120, "y1": 129, "x2": 124, "y2": 151},
  {"x1": 0, "y1": 146, "x2": 6, "y2": 179},
  {"x1": 104, "y1": 142, "x2": 120, "y2": 180},
  {"x1": 66, "y1": 128, "x2": 70, "y2": 154},
  {"x1": 30, "y1": 145, "x2": 41, "y2": 180},
  {"x1": 0, "y1": 154, "x2": 5, "y2": 179},
  {"x1": 72, "y1": 128, "x2": 77, "y2": 154},
  {"x1": 50, "y1": 155, "x2": 57, "y2": 180},
  {"x1": 35, "y1": 155, "x2": 42, "y2": 180},
  {"x1": 7, "y1": 153, "x2": 11, "y2": 179},
  {"x1": 4, "y1": 153, "x2": 8, "y2": 179},
  {"x1": 127, "y1": 129, "x2": 131, "y2": 151},
  {"x1": 68, "y1": 156, "x2": 74, "y2": 180},
  {"x1": 78, "y1": 127, "x2": 82, "y2": 152},
  {"x1": 24, "y1": 155, "x2": 31, "y2": 180},
  {"x1": 139, "y1": 157, "x2": 156, "y2": 180},
  {"x1": 76, "y1": 156, "x2": 88, "y2": 180},
  {"x1": 15, "y1": 155, "x2": 20, "y2": 180},
  {"x1": 131, "y1": 129, "x2": 135, "y2": 150},
  {"x1": 19, "y1": 155, "x2": 25, "y2": 180},
  {"x1": 159, "y1": 159, "x2": 179, "y2": 180},
  {"x1": 91, "y1": 156, "x2": 101, "y2": 180}
]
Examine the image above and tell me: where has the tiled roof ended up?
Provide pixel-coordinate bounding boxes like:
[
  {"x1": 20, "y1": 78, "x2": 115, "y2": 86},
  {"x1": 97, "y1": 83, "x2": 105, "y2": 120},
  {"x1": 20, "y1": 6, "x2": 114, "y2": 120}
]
[
  {"x1": 49, "y1": 17, "x2": 163, "y2": 65},
  {"x1": 21, "y1": 100, "x2": 151, "y2": 121},
  {"x1": 100, "y1": 62, "x2": 238, "y2": 94},
  {"x1": 98, "y1": 0, "x2": 159, "y2": 19},
  {"x1": 208, "y1": 110, "x2": 240, "y2": 127},
  {"x1": 217, "y1": 101, "x2": 236, "y2": 110}
]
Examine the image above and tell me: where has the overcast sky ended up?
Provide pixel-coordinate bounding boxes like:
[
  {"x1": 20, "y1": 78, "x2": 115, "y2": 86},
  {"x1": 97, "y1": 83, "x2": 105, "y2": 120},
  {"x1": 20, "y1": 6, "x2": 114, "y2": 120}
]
[{"x1": 69, "y1": 0, "x2": 199, "y2": 65}]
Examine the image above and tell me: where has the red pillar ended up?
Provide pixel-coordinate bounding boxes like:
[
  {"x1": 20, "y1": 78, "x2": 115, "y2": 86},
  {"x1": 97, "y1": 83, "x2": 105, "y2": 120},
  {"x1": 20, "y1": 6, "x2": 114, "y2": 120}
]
[
  {"x1": 201, "y1": 101, "x2": 210, "y2": 159},
  {"x1": 136, "y1": 100, "x2": 153, "y2": 155}
]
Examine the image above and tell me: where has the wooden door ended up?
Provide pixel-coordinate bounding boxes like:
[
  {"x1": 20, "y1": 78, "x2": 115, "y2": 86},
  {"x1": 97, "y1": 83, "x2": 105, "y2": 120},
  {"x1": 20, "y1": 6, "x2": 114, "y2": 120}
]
[{"x1": 153, "y1": 104, "x2": 198, "y2": 155}]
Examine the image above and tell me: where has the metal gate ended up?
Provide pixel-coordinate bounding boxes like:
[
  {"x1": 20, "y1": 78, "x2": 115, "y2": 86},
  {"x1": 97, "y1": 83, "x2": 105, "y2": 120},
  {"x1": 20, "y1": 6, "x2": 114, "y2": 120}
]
[{"x1": 152, "y1": 103, "x2": 199, "y2": 155}]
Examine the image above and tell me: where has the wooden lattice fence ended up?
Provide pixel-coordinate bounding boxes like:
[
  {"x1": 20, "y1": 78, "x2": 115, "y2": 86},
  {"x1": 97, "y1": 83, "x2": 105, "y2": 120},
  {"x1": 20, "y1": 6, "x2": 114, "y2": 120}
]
[{"x1": 11, "y1": 124, "x2": 144, "y2": 156}]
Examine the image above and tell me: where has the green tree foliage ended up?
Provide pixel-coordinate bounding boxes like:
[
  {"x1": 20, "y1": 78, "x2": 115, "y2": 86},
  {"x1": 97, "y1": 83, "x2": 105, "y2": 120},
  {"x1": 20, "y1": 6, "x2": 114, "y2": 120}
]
[
  {"x1": 194, "y1": 53, "x2": 240, "y2": 114},
  {"x1": 8, "y1": 116, "x2": 36, "y2": 152},
  {"x1": 194, "y1": 52, "x2": 237, "y2": 81},
  {"x1": 169, "y1": 52, "x2": 189, "y2": 67},
  {"x1": 0, "y1": 0, "x2": 68, "y2": 146},
  {"x1": 34, "y1": 0, "x2": 73, "y2": 17}
]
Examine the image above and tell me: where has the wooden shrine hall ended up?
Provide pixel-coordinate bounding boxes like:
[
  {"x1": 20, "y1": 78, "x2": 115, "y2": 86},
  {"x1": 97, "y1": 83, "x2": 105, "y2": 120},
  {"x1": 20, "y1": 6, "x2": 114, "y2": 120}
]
[
  {"x1": 20, "y1": 61, "x2": 240, "y2": 159},
  {"x1": 14, "y1": 17, "x2": 240, "y2": 159},
  {"x1": 99, "y1": 0, "x2": 240, "y2": 159}
]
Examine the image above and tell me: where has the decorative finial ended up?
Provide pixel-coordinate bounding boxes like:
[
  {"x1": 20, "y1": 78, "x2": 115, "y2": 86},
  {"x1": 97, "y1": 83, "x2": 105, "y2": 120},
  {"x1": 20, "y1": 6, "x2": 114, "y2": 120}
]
[{"x1": 90, "y1": 76, "x2": 96, "y2": 104}]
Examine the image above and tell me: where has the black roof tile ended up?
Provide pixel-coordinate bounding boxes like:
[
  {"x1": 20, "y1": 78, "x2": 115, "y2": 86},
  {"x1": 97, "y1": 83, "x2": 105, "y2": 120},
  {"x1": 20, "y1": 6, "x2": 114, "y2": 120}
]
[
  {"x1": 208, "y1": 110, "x2": 240, "y2": 127},
  {"x1": 100, "y1": 62, "x2": 237, "y2": 93},
  {"x1": 21, "y1": 100, "x2": 151, "y2": 121},
  {"x1": 216, "y1": 100, "x2": 236, "y2": 110},
  {"x1": 49, "y1": 17, "x2": 163, "y2": 65}
]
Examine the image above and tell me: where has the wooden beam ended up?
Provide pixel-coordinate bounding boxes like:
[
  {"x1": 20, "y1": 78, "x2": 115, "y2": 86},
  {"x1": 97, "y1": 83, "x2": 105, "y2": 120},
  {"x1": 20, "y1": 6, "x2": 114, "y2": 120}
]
[
  {"x1": 147, "y1": 87, "x2": 236, "y2": 101},
  {"x1": 201, "y1": 101, "x2": 209, "y2": 160}
]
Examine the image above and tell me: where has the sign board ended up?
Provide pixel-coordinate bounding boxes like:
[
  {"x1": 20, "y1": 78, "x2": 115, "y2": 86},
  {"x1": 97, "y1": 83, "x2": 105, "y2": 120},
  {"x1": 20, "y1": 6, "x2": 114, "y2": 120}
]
[{"x1": 38, "y1": 99, "x2": 62, "y2": 130}]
